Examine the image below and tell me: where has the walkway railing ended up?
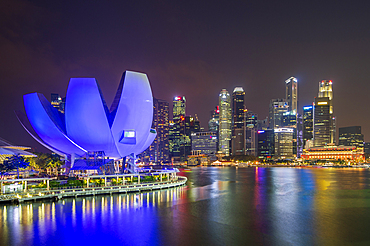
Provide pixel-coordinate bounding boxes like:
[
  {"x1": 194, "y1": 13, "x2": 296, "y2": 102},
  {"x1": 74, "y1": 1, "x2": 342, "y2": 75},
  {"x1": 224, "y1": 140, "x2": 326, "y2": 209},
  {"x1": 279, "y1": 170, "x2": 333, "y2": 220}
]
[
  {"x1": 0, "y1": 170, "x2": 178, "y2": 194},
  {"x1": 0, "y1": 175, "x2": 187, "y2": 203}
]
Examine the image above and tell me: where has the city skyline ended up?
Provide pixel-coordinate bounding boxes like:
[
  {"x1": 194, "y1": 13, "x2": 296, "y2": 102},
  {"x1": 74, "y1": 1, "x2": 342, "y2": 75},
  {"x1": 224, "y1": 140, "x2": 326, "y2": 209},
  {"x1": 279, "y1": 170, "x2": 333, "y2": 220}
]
[{"x1": 1, "y1": 0, "x2": 370, "y2": 151}]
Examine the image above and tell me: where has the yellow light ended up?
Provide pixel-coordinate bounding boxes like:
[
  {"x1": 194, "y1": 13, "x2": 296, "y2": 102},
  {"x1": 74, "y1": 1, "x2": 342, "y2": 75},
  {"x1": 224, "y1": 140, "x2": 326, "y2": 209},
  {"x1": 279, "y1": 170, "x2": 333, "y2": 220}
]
[{"x1": 317, "y1": 102, "x2": 328, "y2": 105}]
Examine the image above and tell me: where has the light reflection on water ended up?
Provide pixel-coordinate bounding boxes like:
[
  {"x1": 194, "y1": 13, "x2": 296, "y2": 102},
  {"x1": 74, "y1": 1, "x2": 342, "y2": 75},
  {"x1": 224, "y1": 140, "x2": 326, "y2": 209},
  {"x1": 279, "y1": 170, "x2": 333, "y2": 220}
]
[{"x1": 1, "y1": 167, "x2": 370, "y2": 245}]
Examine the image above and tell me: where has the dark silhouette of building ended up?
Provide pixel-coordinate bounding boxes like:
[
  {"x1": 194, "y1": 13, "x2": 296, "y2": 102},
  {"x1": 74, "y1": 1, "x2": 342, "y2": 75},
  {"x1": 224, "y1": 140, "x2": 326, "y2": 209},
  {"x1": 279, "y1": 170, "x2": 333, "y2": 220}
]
[
  {"x1": 257, "y1": 129, "x2": 274, "y2": 159},
  {"x1": 169, "y1": 96, "x2": 186, "y2": 161},
  {"x1": 303, "y1": 105, "x2": 313, "y2": 148},
  {"x1": 314, "y1": 97, "x2": 333, "y2": 147},
  {"x1": 141, "y1": 98, "x2": 170, "y2": 164},
  {"x1": 231, "y1": 87, "x2": 245, "y2": 155},
  {"x1": 338, "y1": 126, "x2": 364, "y2": 149}
]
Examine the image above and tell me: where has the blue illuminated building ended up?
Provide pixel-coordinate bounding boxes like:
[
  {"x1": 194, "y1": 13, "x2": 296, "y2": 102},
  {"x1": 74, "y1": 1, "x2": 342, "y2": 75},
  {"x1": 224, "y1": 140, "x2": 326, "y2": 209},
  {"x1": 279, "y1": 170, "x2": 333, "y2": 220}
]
[{"x1": 17, "y1": 71, "x2": 156, "y2": 172}]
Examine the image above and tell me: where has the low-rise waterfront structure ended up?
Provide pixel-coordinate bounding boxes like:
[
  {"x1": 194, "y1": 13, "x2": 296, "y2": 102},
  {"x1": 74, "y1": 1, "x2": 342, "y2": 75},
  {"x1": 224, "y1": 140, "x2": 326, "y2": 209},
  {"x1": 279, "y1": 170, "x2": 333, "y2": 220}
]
[
  {"x1": 0, "y1": 137, "x2": 36, "y2": 162},
  {"x1": 301, "y1": 145, "x2": 365, "y2": 162}
]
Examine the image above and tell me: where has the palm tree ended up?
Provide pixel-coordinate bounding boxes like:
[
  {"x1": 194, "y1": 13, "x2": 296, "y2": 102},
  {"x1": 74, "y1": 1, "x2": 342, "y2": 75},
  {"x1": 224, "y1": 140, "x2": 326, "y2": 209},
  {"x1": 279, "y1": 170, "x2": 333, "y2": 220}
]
[
  {"x1": 5, "y1": 154, "x2": 30, "y2": 179},
  {"x1": 0, "y1": 161, "x2": 13, "y2": 179}
]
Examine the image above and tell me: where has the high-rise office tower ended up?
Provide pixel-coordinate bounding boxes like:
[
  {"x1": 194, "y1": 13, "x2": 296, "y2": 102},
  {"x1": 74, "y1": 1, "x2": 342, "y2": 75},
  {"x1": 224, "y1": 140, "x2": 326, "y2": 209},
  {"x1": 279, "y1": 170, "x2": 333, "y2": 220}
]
[
  {"x1": 338, "y1": 126, "x2": 364, "y2": 148},
  {"x1": 51, "y1": 93, "x2": 60, "y2": 106},
  {"x1": 257, "y1": 117, "x2": 269, "y2": 130},
  {"x1": 282, "y1": 111, "x2": 297, "y2": 127},
  {"x1": 208, "y1": 106, "x2": 219, "y2": 132},
  {"x1": 274, "y1": 127, "x2": 294, "y2": 159},
  {"x1": 191, "y1": 132, "x2": 218, "y2": 156},
  {"x1": 303, "y1": 105, "x2": 313, "y2": 148},
  {"x1": 269, "y1": 99, "x2": 289, "y2": 129},
  {"x1": 232, "y1": 87, "x2": 245, "y2": 155},
  {"x1": 257, "y1": 129, "x2": 274, "y2": 159},
  {"x1": 313, "y1": 97, "x2": 332, "y2": 147},
  {"x1": 182, "y1": 115, "x2": 201, "y2": 158},
  {"x1": 168, "y1": 120, "x2": 176, "y2": 157},
  {"x1": 169, "y1": 96, "x2": 186, "y2": 161},
  {"x1": 51, "y1": 93, "x2": 66, "y2": 114},
  {"x1": 282, "y1": 111, "x2": 298, "y2": 157},
  {"x1": 318, "y1": 80, "x2": 333, "y2": 101},
  {"x1": 232, "y1": 87, "x2": 245, "y2": 128},
  {"x1": 285, "y1": 76, "x2": 301, "y2": 157},
  {"x1": 332, "y1": 116, "x2": 336, "y2": 144},
  {"x1": 314, "y1": 80, "x2": 335, "y2": 147},
  {"x1": 219, "y1": 89, "x2": 232, "y2": 156},
  {"x1": 285, "y1": 77, "x2": 298, "y2": 114},
  {"x1": 173, "y1": 96, "x2": 186, "y2": 117},
  {"x1": 245, "y1": 111, "x2": 258, "y2": 156},
  {"x1": 142, "y1": 98, "x2": 170, "y2": 164},
  {"x1": 296, "y1": 114, "x2": 303, "y2": 156}
]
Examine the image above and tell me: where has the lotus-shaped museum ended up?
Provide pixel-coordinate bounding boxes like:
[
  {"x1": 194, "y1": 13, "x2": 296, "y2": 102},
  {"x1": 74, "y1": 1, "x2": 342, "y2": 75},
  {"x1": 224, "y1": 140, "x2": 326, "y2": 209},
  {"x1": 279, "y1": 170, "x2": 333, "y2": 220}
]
[{"x1": 16, "y1": 71, "x2": 156, "y2": 162}]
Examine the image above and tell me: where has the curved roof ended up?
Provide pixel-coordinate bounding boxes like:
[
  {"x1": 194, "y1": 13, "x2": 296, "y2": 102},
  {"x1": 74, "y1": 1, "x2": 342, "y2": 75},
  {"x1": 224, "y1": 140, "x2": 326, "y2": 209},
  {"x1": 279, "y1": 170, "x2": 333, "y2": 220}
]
[
  {"x1": 23, "y1": 93, "x2": 87, "y2": 156},
  {"x1": 19, "y1": 70, "x2": 156, "y2": 160},
  {"x1": 65, "y1": 78, "x2": 120, "y2": 158},
  {"x1": 110, "y1": 71, "x2": 154, "y2": 157},
  {"x1": 233, "y1": 87, "x2": 244, "y2": 93},
  {"x1": 0, "y1": 137, "x2": 37, "y2": 162}
]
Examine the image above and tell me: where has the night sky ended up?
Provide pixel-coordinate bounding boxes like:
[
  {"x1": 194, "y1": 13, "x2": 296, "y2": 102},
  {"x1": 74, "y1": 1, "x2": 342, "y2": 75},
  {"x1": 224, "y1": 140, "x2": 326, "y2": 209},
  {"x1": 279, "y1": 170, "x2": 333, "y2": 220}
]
[{"x1": 1, "y1": 0, "x2": 370, "y2": 151}]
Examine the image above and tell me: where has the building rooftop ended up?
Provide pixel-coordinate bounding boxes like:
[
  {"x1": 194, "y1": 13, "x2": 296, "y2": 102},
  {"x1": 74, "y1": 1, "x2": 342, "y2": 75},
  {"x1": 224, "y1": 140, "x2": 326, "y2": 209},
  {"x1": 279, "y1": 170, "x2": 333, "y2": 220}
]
[{"x1": 233, "y1": 87, "x2": 244, "y2": 93}]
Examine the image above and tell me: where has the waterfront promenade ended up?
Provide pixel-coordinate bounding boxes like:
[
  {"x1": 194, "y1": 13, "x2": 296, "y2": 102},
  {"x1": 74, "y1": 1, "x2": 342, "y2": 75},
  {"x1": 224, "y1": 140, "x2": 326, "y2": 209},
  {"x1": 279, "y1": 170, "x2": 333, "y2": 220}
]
[{"x1": 0, "y1": 171, "x2": 187, "y2": 204}]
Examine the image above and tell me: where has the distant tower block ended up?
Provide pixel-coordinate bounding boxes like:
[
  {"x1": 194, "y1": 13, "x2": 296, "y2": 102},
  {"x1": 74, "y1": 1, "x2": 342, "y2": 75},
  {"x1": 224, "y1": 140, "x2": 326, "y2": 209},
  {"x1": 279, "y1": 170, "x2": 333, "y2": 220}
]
[
  {"x1": 285, "y1": 77, "x2": 298, "y2": 114},
  {"x1": 219, "y1": 89, "x2": 232, "y2": 156}
]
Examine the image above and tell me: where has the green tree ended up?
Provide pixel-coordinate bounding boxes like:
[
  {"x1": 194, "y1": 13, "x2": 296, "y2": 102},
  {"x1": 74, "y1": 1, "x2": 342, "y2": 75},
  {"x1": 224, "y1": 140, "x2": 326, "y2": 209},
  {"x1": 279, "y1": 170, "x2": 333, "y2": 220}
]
[
  {"x1": 26, "y1": 157, "x2": 38, "y2": 170},
  {"x1": 0, "y1": 161, "x2": 13, "y2": 179},
  {"x1": 45, "y1": 157, "x2": 63, "y2": 176},
  {"x1": 5, "y1": 154, "x2": 30, "y2": 178},
  {"x1": 28, "y1": 153, "x2": 63, "y2": 175}
]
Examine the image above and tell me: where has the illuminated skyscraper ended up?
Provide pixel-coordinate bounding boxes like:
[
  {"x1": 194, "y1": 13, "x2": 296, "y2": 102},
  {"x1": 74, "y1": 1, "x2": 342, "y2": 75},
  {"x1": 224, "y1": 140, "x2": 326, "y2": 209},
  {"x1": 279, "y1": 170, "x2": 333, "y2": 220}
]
[
  {"x1": 51, "y1": 93, "x2": 66, "y2": 114},
  {"x1": 285, "y1": 77, "x2": 298, "y2": 114},
  {"x1": 232, "y1": 87, "x2": 245, "y2": 129},
  {"x1": 318, "y1": 80, "x2": 333, "y2": 101},
  {"x1": 191, "y1": 132, "x2": 218, "y2": 156},
  {"x1": 219, "y1": 89, "x2": 232, "y2": 156},
  {"x1": 318, "y1": 80, "x2": 334, "y2": 116},
  {"x1": 245, "y1": 111, "x2": 258, "y2": 156},
  {"x1": 208, "y1": 106, "x2": 219, "y2": 132},
  {"x1": 141, "y1": 98, "x2": 170, "y2": 164},
  {"x1": 314, "y1": 80, "x2": 335, "y2": 147},
  {"x1": 183, "y1": 115, "x2": 200, "y2": 157},
  {"x1": 232, "y1": 87, "x2": 245, "y2": 155},
  {"x1": 303, "y1": 105, "x2": 314, "y2": 148},
  {"x1": 313, "y1": 97, "x2": 333, "y2": 147},
  {"x1": 274, "y1": 127, "x2": 294, "y2": 159},
  {"x1": 173, "y1": 96, "x2": 186, "y2": 118},
  {"x1": 285, "y1": 76, "x2": 302, "y2": 157},
  {"x1": 268, "y1": 99, "x2": 289, "y2": 129},
  {"x1": 169, "y1": 96, "x2": 186, "y2": 161}
]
